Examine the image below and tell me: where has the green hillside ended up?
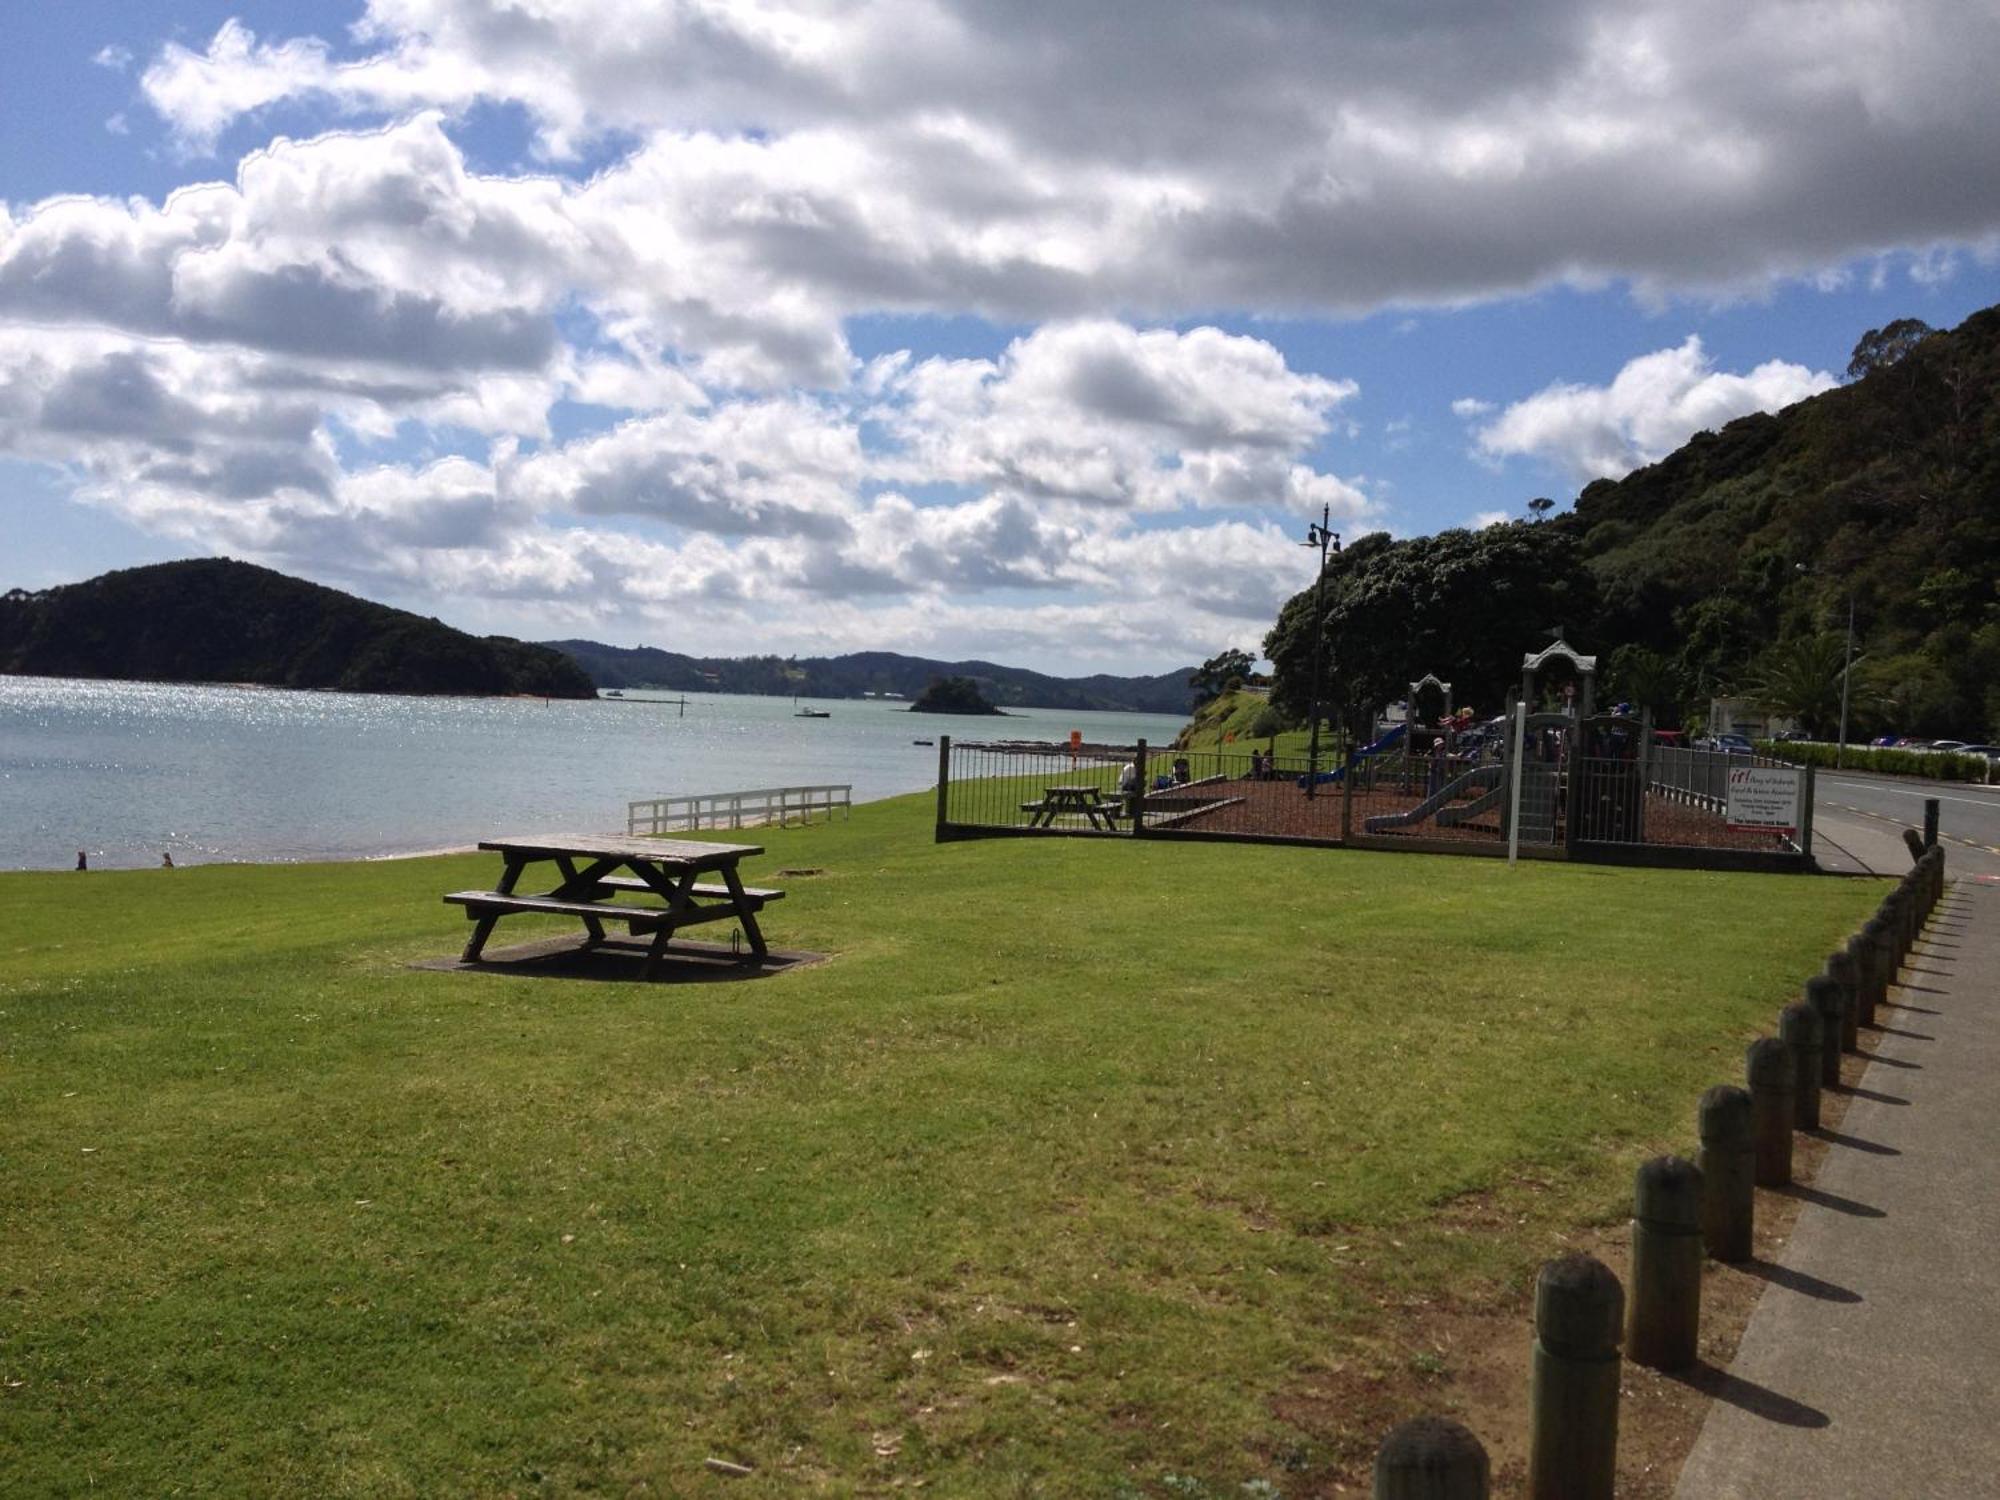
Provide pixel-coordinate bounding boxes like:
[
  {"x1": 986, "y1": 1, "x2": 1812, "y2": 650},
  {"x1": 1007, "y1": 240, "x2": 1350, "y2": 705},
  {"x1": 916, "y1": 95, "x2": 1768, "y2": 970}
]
[
  {"x1": 0, "y1": 558, "x2": 595, "y2": 699},
  {"x1": 1260, "y1": 305, "x2": 2000, "y2": 739},
  {"x1": 547, "y1": 639, "x2": 1198, "y2": 714}
]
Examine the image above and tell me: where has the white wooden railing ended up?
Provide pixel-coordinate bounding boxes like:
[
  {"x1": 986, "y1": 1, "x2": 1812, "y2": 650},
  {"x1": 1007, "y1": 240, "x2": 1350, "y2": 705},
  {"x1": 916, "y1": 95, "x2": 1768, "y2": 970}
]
[{"x1": 627, "y1": 784, "x2": 852, "y2": 835}]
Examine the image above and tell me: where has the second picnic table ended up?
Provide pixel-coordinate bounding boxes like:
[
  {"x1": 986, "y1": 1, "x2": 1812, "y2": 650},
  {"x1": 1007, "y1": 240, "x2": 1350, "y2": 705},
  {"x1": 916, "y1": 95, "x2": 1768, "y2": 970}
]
[
  {"x1": 1021, "y1": 784, "x2": 1124, "y2": 830},
  {"x1": 444, "y1": 833, "x2": 784, "y2": 979}
]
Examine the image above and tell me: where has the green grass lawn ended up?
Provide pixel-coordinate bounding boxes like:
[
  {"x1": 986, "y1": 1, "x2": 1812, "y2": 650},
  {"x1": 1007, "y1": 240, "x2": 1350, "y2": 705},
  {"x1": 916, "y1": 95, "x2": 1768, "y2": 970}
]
[{"x1": 1, "y1": 795, "x2": 1878, "y2": 1496}]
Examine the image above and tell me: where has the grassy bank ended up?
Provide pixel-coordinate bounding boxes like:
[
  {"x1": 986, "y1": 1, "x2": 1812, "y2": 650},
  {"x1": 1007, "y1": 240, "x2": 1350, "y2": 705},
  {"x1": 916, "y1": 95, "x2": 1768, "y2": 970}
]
[
  {"x1": 2, "y1": 794, "x2": 1877, "y2": 1495},
  {"x1": 1173, "y1": 689, "x2": 1329, "y2": 757}
]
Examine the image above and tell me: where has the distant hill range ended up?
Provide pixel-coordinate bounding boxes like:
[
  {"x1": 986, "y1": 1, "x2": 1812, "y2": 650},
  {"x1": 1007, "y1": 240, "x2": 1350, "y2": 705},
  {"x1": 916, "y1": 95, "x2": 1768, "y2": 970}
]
[
  {"x1": 0, "y1": 559, "x2": 596, "y2": 699},
  {"x1": 547, "y1": 640, "x2": 1198, "y2": 714}
]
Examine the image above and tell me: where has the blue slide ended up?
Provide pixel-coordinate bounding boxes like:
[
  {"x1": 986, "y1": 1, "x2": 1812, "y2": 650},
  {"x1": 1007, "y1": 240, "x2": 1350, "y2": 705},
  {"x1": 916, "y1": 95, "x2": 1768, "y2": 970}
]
[{"x1": 1296, "y1": 722, "x2": 1407, "y2": 787}]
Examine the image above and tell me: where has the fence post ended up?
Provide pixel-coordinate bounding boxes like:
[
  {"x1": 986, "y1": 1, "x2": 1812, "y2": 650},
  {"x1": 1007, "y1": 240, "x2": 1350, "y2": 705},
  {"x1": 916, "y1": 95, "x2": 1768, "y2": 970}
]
[
  {"x1": 934, "y1": 736, "x2": 952, "y2": 838},
  {"x1": 1804, "y1": 975, "x2": 1846, "y2": 1087},
  {"x1": 1923, "y1": 797, "x2": 1940, "y2": 850},
  {"x1": 1131, "y1": 739, "x2": 1149, "y2": 837},
  {"x1": 1527, "y1": 1253, "x2": 1622, "y2": 1500},
  {"x1": 1826, "y1": 949, "x2": 1861, "y2": 1052},
  {"x1": 1507, "y1": 700, "x2": 1526, "y2": 866},
  {"x1": 1747, "y1": 1038, "x2": 1794, "y2": 1187},
  {"x1": 1374, "y1": 1415, "x2": 1490, "y2": 1500},
  {"x1": 1698, "y1": 1084, "x2": 1755, "y2": 1262},
  {"x1": 1779, "y1": 1003, "x2": 1823, "y2": 1131},
  {"x1": 1798, "y1": 762, "x2": 1816, "y2": 858},
  {"x1": 1628, "y1": 1155, "x2": 1704, "y2": 1371}
]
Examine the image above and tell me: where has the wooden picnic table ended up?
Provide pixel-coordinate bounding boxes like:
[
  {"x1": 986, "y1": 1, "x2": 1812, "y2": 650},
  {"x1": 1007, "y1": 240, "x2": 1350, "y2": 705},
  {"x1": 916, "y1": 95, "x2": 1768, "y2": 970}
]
[
  {"x1": 444, "y1": 833, "x2": 783, "y2": 980},
  {"x1": 1021, "y1": 784, "x2": 1124, "y2": 830}
]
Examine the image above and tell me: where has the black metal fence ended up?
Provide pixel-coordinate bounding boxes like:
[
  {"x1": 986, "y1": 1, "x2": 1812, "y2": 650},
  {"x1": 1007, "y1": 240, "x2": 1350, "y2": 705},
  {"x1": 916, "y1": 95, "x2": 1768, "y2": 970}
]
[{"x1": 933, "y1": 728, "x2": 1817, "y2": 872}]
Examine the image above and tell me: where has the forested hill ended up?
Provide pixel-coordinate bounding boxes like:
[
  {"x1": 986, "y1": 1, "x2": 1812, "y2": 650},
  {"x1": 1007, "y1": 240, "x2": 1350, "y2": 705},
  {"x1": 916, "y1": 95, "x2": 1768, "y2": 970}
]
[
  {"x1": 0, "y1": 559, "x2": 596, "y2": 699},
  {"x1": 1566, "y1": 304, "x2": 1999, "y2": 737},
  {"x1": 1261, "y1": 304, "x2": 2000, "y2": 740},
  {"x1": 547, "y1": 640, "x2": 1198, "y2": 714}
]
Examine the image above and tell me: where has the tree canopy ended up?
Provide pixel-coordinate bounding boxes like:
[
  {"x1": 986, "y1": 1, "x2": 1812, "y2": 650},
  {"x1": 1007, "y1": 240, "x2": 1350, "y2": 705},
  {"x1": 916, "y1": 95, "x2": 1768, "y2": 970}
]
[
  {"x1": 1263, "y1": 522, "x2": 1598, "y2": 724},
  {"x1": 1188, "y1": 648, "x2": 1254, "y2": 706}
]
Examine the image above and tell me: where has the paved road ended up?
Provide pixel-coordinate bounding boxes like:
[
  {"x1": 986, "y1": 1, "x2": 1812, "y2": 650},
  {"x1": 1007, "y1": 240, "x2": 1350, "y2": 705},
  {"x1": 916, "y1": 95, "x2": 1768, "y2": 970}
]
[
  {"x1": 1676, "y1": 878, "x2": 2000, "y2": 1495},
  {"x1": 1811, "y1": 768, "x2": 2000, "y2": 879}
]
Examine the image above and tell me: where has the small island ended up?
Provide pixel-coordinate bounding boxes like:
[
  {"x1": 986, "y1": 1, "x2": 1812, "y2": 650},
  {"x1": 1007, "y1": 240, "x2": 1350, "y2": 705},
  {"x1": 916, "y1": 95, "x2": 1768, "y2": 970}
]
[{"x1": 908, "y1": 675, "x2": 1008, "y2": 715}]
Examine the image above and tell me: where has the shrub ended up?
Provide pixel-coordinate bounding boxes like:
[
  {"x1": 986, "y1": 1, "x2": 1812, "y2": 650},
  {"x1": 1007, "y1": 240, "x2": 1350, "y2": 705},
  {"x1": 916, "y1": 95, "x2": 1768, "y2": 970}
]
[{"x1": 1754, "y1": 741, "x2": 1993, "y2": 782}]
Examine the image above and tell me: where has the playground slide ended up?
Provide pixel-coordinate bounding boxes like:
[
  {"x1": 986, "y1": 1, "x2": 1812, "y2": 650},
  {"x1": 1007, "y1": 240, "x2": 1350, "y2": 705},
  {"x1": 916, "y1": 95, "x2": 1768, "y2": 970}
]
[
  {"x1": 1296, "y1": 722, "x2": 1406, "y2": 788},
  {"x1": 1436, "y1": 776, "x2": 1508, "y2": 828},
  {"x1": 1362, "y1": 763, "x2": 1503, "y2": 833}
]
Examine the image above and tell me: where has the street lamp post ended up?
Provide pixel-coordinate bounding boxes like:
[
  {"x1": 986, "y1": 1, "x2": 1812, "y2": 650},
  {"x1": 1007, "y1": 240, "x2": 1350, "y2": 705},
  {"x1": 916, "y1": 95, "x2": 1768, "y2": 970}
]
[
  {"x1": 1301, "y1": 504, "x2": 1341, "y2": 799},
  {"x1": 1798, "y1": 563, "x2": 1859, "y2": 767}
]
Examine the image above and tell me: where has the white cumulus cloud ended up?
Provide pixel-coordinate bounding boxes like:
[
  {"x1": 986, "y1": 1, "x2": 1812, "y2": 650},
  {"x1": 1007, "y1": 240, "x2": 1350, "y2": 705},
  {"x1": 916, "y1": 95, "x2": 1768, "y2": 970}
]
[{"x1": 1469, "y1": 336, "x2": 1837, "y2": 483}]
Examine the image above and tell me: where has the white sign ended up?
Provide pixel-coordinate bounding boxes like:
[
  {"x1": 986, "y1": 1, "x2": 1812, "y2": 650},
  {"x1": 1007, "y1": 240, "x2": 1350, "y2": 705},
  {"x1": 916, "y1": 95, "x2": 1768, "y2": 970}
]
[{"x1": 1726, "y1": 766, "x2": 1803, "y2": 833}]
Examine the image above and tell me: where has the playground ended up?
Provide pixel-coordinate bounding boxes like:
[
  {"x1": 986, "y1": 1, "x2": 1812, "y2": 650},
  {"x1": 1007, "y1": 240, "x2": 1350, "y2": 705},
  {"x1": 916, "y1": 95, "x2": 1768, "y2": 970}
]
[{"x1": 939, "y1": 640, "x2": 1816, "y2": 871}]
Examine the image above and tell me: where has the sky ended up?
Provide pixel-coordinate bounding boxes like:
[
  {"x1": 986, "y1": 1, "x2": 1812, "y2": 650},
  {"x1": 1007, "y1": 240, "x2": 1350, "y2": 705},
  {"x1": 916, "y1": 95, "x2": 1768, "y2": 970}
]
[{"x1": 4, "y1": 2, "x2": 2000, "y2": 675}]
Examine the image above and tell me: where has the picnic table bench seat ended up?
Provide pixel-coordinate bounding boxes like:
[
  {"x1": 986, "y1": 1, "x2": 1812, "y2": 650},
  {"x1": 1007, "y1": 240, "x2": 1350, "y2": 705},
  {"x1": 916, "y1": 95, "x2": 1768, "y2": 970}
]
[
  {"x1": 589, "y1": 875, "x2": 786, "y2": 903},
  {"x1": 444, "y1": 889, "x2": 681, "y2": 929}
]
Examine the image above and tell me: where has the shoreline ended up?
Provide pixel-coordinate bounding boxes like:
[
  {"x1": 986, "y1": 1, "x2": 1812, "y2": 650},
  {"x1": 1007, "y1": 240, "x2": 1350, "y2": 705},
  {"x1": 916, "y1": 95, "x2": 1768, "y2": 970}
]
[{"x1": 6, "y1": 803, "x2": 882, "y2": 876}]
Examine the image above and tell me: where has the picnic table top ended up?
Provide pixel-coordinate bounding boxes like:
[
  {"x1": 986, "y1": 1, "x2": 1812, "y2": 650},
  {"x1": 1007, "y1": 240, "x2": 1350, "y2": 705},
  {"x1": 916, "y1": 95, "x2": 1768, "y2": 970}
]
[
  {"x1": 478, "y1": 833, "x2": 764, "y2": 864},
  {"x1": 1041, "y1": 785, "x2": 1105, "y2": 796}
]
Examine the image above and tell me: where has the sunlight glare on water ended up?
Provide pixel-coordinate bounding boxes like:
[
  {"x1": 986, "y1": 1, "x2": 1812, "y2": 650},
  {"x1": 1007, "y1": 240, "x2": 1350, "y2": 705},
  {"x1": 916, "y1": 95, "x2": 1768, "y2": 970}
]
[{"x1": 0, "y1": 676, "x2": 1187, "y2": 869}]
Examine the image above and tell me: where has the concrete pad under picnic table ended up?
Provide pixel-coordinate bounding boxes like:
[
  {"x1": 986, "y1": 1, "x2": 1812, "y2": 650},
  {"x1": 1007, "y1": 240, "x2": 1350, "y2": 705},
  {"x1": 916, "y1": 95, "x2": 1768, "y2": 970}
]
[{"x1": 412, "y1": 933, "x2": 828, "y2": 983}]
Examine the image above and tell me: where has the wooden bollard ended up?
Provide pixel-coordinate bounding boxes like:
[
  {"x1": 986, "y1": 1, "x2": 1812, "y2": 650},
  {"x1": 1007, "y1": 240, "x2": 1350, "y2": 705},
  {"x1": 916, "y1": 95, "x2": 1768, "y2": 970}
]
[
  {"x1": 1858, "y1": 917, "x2": 1891, "y2": 1022},
  {"x1": 1851, "y1": 924, "x2": 1883, "y2": 1028},
  {"x1": 1804, "y1": 975, "x2": 1845, "y2": 1087},
  {"x1": 1869, "y1": 914, "x2": 1900, "y2": 999},
  {"x1": 1528, "y1": 1253, "x2": 1622, "y2": 1500},
  {"x1": 1879, "y1": 888, "x2": 1907, "y2": 960},
  {"x1": 1747, "y1": 1037, "x2": 1794, "y2": 1186},
  {"x1": 1375, "y1": 1415, "x2": 1490, "y2": 1500},
  {"x1": 1698, "y1": 1084, "x2": 1755, "y2": 1262},
  {"x1": 1826, "y1": 949, "x2": 1861, "y2": 1051},
  {"x1": 1902, "y1": 826, "x2": 1926, "y2": 866},
  {"x1": 1780, "y1": 1003, "x2": 1823, "y2": 1130},
  {"x1": 1628, "y1": 1155, "x2": 1704, "y2": 1371}
]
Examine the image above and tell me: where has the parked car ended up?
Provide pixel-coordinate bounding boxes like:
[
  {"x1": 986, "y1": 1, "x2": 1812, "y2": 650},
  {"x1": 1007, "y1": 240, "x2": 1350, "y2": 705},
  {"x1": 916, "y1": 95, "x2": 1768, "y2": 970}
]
[
  {"x1": 1696, "y1": 733, "x2": 1755, "y2": 754},
  {"x1": 1928, "y1": 740, "x2": 1969, "y2": 752}
]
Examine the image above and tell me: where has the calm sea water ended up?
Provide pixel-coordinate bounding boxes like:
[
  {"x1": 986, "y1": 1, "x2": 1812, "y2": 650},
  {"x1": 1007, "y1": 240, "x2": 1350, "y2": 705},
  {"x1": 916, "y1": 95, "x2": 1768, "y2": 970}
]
[{"x1": 0, "y1": 676, "x2": 1187, "y2": 870}]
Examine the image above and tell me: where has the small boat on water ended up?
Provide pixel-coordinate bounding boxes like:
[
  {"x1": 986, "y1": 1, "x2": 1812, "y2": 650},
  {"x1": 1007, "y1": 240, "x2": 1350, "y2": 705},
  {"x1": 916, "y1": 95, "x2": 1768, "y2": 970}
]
[
  {"x1": 603, "y1": 689, "x2": 624, "y2": 698},
  {"x1": 793, "y1": 693, "x2": 830, "y2": 718}
]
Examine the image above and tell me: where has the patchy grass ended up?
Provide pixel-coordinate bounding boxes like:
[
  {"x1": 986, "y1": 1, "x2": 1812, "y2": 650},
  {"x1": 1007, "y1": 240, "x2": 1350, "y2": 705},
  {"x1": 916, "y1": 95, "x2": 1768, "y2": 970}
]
[{"x1": 0, "y1": 792, "x2": 1878, "y2": 1496}]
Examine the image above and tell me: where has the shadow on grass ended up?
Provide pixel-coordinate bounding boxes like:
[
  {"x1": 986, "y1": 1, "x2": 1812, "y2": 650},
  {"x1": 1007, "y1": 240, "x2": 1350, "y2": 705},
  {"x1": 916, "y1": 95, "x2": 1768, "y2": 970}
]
[{"x1": 411, "y1": 934, "x2": 829, "y2": 984}]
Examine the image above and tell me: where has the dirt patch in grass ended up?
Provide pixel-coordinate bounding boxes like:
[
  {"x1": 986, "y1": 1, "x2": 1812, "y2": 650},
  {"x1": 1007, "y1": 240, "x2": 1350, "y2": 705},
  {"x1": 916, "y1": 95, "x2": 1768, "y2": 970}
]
[{"x1": 1266, "y1": 1050, "x2": 1873, "y2": 1496}]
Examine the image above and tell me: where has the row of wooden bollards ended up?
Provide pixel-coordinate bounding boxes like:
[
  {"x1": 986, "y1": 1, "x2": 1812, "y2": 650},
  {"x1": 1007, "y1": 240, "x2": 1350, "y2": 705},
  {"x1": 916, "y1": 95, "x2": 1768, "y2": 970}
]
[{"x1": 1371, "y1": 845, "x2": 1948, "y2": 1499}]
